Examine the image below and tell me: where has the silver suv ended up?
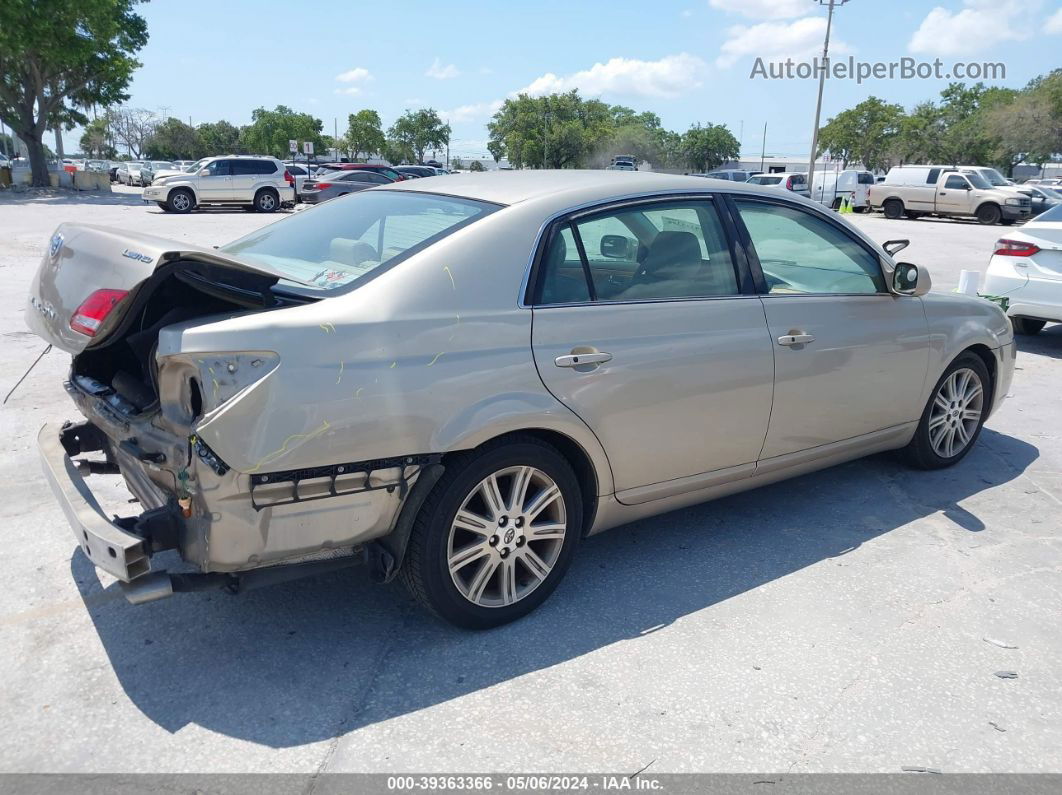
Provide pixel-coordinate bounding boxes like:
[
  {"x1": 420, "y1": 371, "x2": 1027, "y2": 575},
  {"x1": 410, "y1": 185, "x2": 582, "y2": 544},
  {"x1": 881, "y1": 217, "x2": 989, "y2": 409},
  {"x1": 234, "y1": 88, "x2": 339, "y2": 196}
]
[{"x1": 142, "y1": 155, "x2": 295, "y2": 213}]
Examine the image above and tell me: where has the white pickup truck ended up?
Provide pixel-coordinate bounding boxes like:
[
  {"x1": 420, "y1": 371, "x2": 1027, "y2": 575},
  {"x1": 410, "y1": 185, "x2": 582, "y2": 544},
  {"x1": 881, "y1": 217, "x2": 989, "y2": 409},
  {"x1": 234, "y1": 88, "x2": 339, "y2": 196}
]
[{"x1": 869, "y1": 165, "x2": 1031, "y2": 225}]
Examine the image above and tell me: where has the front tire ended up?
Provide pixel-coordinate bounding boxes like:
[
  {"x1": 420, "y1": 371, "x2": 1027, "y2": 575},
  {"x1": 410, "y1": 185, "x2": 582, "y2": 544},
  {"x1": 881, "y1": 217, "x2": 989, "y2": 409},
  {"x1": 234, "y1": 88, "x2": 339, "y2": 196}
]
[
  {"x1": 903, "y1": 353, "x2": 990, "y2": 470},
  {"x1": 401, "y1": 436, "x2": 582, "y2": 629},
  {"x1": 1012, "y1": 317, "x2": 1046, "y2": 335},
  {"x1": 977, "y1": 203, "x2": 1002, "y2": 225},
  {"x1": 167, "y1": 188, "x2": 195, "y2": 214},
  {"x1": 156, "y1": 201, "x2": 171, "y2": 212}
]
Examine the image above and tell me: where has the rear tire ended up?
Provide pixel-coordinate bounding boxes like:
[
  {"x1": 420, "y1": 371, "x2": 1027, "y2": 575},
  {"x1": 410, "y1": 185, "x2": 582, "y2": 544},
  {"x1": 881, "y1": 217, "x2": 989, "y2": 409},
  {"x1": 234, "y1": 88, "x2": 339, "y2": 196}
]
[
  {"x1": 1012, "y1": 317, "x2": 1046, "y2": 335},
  {"x1": 401, "y1": 436, "x2": 582, "y2": 629},
  {"x1": 977, "y1": 203, "x2": 1002, "y2": 225},
  {"x1": 883, "y1": 199, "x2": 904, "y2": 219},
  {"x1": 253, "y1": 188, "x2": 279, "y2": 213},
  {"x1": 167, "y1": 188, "x2": 195, "y2": 214},
  {"x1": 903, "y1": 352, "x2": 991, "y2": 470}
]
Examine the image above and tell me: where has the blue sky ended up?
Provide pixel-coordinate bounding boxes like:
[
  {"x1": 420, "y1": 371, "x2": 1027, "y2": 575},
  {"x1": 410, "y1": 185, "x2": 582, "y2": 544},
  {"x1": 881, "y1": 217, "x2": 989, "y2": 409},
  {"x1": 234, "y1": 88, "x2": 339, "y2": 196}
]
[{"x1": 72, "y1": 0, "x2": 1062, "y2": 159}]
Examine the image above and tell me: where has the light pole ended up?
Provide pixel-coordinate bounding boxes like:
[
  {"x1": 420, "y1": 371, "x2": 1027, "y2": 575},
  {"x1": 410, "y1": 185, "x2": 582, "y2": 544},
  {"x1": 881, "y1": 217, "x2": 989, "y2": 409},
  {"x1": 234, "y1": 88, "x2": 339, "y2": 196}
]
[{"x1": 806, "y1": 0, "x2": 848, "y2": 195}]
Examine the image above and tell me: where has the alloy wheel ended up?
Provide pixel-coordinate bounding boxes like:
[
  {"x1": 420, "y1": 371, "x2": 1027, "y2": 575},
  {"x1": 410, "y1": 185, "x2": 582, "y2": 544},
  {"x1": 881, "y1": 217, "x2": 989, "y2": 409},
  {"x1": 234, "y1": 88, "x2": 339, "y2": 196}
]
[
  {"x1": 446, "y1": 466, "x2": 567, "y2": 608},
  {"x1": 929, "y1": 367, "x2": 984, "y2": 458}
]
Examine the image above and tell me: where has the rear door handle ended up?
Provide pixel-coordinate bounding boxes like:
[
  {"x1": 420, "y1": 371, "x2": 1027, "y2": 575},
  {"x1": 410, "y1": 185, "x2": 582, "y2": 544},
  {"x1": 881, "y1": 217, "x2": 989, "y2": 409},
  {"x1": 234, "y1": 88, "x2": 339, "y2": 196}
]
[
  {"x1": 777, "y1": 334, "x2": 815, "y2": 346},
  {"x1": 555, "y1": 352, "x2": 612, "y2": 368}
]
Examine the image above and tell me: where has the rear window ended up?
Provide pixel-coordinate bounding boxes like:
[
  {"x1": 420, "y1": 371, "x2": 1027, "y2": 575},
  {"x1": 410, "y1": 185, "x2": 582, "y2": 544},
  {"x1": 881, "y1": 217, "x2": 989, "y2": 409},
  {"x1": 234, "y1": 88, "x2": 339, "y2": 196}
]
[
  {"x1": 857, "y1": 172, "x2": 875, "y2": 184},
  {"x1": 1035, "y1": 204, "x2": 1062, "y2": 223},
  {"x1": 221, "y1": 190, "x2": 499, "y2": 292}
]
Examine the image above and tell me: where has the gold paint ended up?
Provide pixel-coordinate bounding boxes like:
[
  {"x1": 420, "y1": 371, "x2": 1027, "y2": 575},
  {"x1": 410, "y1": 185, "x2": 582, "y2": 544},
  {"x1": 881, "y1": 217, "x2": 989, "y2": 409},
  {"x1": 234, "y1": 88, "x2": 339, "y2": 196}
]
[
  {"x1": 336, "y1": 361, "x2": 344, "y2": 384},
  {"x1": 390, "y1": 361, "x2": 397, "y2": 369},
  {"x1": 427, "y1": 352, "x2": 444, "y2": 367},
  {"x1": 443, "y1": 266, "x2": 456, "y2": 290},
  {"x1": 319, "y1": 322, "x2": 336, "y2": 334},
  {"x1": 245, "y1": 420, "x2": 332, "y2": 474}
]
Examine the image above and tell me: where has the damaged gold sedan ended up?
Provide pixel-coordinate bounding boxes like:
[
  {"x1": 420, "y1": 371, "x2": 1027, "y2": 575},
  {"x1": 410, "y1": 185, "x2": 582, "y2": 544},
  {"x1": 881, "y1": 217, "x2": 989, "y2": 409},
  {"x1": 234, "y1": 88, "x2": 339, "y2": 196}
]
[{"x1": 28, "y1": 172, "x2": 1015, "y2": 628}]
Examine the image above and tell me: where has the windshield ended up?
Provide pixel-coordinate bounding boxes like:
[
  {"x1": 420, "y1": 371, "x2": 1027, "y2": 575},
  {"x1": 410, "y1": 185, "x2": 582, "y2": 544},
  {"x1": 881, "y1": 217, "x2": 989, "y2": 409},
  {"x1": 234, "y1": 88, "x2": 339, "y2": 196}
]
[
  {"x1": 980, "y1": 168, "x2": 1008, "y2": 186},
  {"x1": 966, "y1": 172, "x2": 992, "y2": 190},
  {"x1": 750, "y1": 176, "x2": 782, "y2": 185},
  {"x1": 185, "y1": 159, "x2": 208, "y2": 172},
  {"x1": 1042, "y1": 187, "x2": 1062, "y2": 200},
  {"x1": 221, "y1": 190, "x2": 499, "y2": 292}
]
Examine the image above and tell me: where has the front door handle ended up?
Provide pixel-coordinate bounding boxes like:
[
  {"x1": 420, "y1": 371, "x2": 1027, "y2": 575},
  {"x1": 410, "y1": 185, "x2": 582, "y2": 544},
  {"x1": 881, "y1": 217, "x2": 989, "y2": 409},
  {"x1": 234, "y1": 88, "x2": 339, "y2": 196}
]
[
  {"x1": 777, "y1": 334, "x2": 815, "y2": 346},
  {"x1": 555, "y1": 351, "x2": 612, "y2": 368}
]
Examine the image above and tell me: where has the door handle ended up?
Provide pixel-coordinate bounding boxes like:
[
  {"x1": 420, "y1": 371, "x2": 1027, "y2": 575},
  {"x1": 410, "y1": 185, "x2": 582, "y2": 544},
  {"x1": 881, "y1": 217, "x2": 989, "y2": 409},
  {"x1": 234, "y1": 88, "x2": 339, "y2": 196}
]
[
  {"x1": 555, "y1": 352, "x2": 612, "y2": 368},
  {"x1": 777, "y1": 334, "x2": 815, "y2": 346}
]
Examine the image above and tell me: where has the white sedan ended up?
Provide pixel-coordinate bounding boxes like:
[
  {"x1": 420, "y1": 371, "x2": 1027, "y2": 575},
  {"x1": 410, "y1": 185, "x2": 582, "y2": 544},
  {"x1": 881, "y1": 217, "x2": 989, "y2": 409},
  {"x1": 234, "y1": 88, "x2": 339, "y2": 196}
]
[{"x1": 983, "y1": 203, "x2": 1062, "y2": 334}]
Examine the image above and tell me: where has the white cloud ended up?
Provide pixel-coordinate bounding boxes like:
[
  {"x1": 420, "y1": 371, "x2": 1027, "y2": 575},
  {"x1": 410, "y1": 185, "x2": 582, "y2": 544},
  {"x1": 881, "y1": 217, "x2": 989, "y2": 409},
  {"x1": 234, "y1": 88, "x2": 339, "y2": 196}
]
[
  {"x1": 908, "y1": 1, "x2": 1030, "y2": 56},
  {"x1": 516, "y1": 53, "x2": 707, "y2": 99},
  {"x1": 1044, "y1": 6, "x2": 1062, "y2": 33},
  {"x1": 709, "y1": 0, "x2": 813, "y2": 20},
  {"x1": 333, "y1": 67, "x2": 373, "y2": 95},
  {"x1": 426, "y1": 58, "x2": 461, "y2": 80},
  {"x1": 717, "y1": 17, "x2": 851, "y2": 68},
  {"x1": 440, "y1": 99, "x2": 504, "y2": 124}
]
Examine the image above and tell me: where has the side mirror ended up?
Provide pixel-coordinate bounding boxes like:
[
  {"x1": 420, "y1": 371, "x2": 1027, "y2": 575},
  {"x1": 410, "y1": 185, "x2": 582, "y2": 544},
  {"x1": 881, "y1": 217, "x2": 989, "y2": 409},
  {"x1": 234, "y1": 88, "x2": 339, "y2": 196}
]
[
  {"x1": 892, "y1": 262, "x2": 931, "y2": 297},
  {"x1": 963, "y1": 183, "x2": 972, "y2": 191},
  {"x1": 600, "y1": 234, "x2": 632, "y2": 259},
  {"x1": 198, "y1": 168, "x2": 210, "y2": 177}
]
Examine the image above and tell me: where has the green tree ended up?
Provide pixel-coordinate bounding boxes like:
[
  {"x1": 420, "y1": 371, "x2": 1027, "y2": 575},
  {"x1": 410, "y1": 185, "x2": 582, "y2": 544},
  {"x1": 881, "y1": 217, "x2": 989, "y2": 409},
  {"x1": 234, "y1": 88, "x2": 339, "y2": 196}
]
[
  {"x1": 240, "y1": 105, "x2": 325, "y2": 159},
  {"x1": 817, "y1": 97, "x2": 904, "y2": 172},
  {"x1": 343, "y1": 109, "x2": 385, "y2": 161},
  {"x1": 144, "y1": 117, "x2": 201, "y2": 159},
  {"x1": 0, "y1": 0, "x2": 148, "y2": 186},
  {"x1": 387, "y1": 108, "x2": 451, "y2": 164},
  {"x1": 79, "y1": 117, "x2": 115, "y2": 159},
  {"x1": 681, "y1": 123, "x2": 740, "y2": 172},
  {"x1": 487, "y1": 91, "x2": 613, "y2": 169},
  {"x1": 196, "y1": 120, "x2": 241, "y2": 155},
  {"x1": 468, "y1": 160, "x2": 486, "y2": 172},
  {"x1": 451, "y1": 154, "x2": 463, "y2": 170}
]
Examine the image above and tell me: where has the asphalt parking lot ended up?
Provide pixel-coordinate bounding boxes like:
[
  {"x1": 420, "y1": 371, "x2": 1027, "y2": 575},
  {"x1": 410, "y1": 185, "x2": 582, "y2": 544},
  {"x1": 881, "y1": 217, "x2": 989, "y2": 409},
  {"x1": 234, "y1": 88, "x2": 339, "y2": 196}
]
[{"x1": 1, "y1": 185, "x2": 1060, "y2": 774}]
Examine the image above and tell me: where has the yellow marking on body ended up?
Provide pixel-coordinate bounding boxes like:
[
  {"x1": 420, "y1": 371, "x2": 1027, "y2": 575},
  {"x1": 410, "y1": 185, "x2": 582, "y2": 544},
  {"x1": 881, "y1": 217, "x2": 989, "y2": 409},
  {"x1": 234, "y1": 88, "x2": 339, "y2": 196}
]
[
  {"x1": 390, "y1": 361, "x2": 397, "y2": 368},
  {"x1": 245, "y1": 421, "x2": 332, "y2": 473},
  {"x1": 319, "y1": 322, "x2": 336, "y2": 334},
  {"x1": 427, "y1": 352, "x2": 444, "y2": 367},
  {"x1": 443, "y1": 266, "x2": 455, "y2": 290},
  {"x1": 336, "y1": 361, "x2": 344, "y2": 384},
  {"x1": 354, "y1": 387, "x2": 364, "y2": 398},
  {"x1": 212, "y1": 378, "x2": 220, "y2": 403}
]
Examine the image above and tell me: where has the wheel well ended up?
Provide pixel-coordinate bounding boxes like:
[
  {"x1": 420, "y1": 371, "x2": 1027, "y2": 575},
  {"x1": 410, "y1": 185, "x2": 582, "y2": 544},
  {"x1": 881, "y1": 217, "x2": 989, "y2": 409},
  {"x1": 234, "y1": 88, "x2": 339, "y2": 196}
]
[
  {"x1": 962, "y1": 343, "x2": 997, "y2": 402},
  {"x1": 977, "y1": 202, "x2": 1001, "y2": 214},
  {"x1": 255, "y1": 186, "x2": 278, "y2": 196},
  {"x1": 445, "y1": 429, "x2": 600, "y2": 536}
]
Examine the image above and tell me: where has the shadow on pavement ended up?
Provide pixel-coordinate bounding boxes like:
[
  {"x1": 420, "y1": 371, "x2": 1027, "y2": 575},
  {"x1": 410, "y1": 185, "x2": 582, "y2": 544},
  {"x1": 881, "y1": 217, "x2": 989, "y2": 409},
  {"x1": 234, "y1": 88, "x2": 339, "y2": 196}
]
[
  {"x1": 1015, "y1": 324, "x2": 1062, "y2": 360},
  {"x1": 72, "y1": 428, "x2": 1037, "y2": 748},
  {"x1": 0, "y1": 189, "x2": 146, "y2": 206}
]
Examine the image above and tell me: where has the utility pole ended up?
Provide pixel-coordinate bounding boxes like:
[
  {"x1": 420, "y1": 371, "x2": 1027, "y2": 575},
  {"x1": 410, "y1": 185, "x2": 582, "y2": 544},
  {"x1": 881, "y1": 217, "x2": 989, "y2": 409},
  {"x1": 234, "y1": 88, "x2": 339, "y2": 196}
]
[
  {"x1": 760, "y1": 121, "x2": 767, "y2": 173},
  {"x1": 807, "y1": 0, "x2": 848, "y2": 192}
]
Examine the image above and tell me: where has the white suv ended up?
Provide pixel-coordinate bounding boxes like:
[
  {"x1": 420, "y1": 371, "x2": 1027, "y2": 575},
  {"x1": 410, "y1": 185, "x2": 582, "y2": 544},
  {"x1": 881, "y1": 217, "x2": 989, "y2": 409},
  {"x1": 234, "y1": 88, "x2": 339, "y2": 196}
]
[{"x1": 143, "y1": 155, "x2": 295, "y2": 213}]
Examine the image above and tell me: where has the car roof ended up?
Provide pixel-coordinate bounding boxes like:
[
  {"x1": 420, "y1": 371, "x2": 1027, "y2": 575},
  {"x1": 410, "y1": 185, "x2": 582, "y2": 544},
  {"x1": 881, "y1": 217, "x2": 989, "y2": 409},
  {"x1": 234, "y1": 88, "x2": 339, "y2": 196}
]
[{"x1": 383, "y1": 169, "x2": 824, "y2": 210}]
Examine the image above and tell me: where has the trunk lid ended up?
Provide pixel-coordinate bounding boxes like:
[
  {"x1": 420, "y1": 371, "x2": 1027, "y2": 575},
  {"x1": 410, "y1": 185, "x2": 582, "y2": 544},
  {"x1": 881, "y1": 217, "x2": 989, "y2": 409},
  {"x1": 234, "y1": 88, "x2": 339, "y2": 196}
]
[{"x1": 26, "y1": 223, "x2": 312, "y2": 353}]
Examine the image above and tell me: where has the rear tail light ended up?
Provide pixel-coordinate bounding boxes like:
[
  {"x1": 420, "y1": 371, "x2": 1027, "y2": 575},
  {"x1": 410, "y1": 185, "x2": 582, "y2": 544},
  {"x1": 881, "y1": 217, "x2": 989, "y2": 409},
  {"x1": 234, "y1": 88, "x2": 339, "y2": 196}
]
[
  {"x1": 70, "y1": 289, "x2": 128, "y2": 337},
  {"x1": 993, "y1": 239, "x2": 1040, "y2": 257},
  {"x1": 314, "y1": 182, "x2": 332, "y2": 189},
  {"x1": 786, "y1": 176, "x2": 794, "y2": 189},
  {"x1": 283, "y1": 169, "x2": 294, "y2": 185}
]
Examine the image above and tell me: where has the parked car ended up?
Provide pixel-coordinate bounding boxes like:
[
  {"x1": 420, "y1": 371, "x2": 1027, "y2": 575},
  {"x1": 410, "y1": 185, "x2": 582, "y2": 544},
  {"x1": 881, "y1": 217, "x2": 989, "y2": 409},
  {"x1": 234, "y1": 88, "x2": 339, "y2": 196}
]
[
  {"x1": 746, "y1": 172, "x2": 810, "y2": 197},
  {"x1": 117, "y1": 161, "x2": 152, "y2": 186},
  {"x1": 702, "y1": 169, "x2": 756, "y2": 182},
  {"x1": 956, "y1": 166, "x2": 1031, "y2": 199},
  {"x1": 1025, "y1": 185, "x2": 1062, "y2": 217},
  {"x1": 810, "y1": 169, "x2": 875, "y2": 211},
  {"x1": 396, "y1": 165, "x2": 440, "y2": 179},
  {"x1": 281, "y1": 162, "x2": 314, "y2": 196},
  {"x1": 151, "y1": 159, "x2": 207, "y2": 182},
  {"x1": 83, "y1": 159, "x2": 110, "y2": 174},
  {"x1": 299, "y1": 169, "x2": 393, "y2": 203},
  {"x1": 983, "y1": 202, "x2": 1062, "y2": 335},
  {"x1": 319, "y1": 163, "x2": 406, "y2": 181},
  {"x1": 870, "y1": 166, "x2": 1031, "y2": 224},
  {"x1": 141, "y1": 155, "x2": 295, "y2": 213},
  {"x1": 27, "y1": 171, "x2": 1014, "y2": 628},
  {"x1": 610, "y1": 155, "x2": 637, "y2": 170}
]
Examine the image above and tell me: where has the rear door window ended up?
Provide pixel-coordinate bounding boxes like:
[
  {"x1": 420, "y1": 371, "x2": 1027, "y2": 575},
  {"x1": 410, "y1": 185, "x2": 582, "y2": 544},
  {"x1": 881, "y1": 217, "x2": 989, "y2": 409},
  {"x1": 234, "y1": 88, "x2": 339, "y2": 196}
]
[{"x1": 536, "y1": 199, "x2": 738, "y2": 304}]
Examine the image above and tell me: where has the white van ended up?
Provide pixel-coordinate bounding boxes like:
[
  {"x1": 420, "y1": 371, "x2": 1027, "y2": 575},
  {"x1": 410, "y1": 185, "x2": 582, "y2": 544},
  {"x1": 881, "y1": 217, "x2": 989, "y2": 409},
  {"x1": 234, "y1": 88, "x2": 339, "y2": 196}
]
[{"x1": 810, "y1": 169, "x2": 875, "y2": 210}]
